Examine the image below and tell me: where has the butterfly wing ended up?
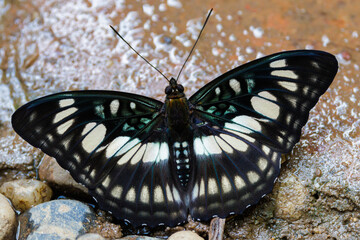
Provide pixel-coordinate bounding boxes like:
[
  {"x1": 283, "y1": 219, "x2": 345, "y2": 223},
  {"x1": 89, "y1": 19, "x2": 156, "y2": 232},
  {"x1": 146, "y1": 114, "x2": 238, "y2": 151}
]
[
  {"x1": 12, "y1": 90, "x2": 187, "y2": 227},
  {"x1": 188, "y1": 50, "x2": 338, "y2": 220}
]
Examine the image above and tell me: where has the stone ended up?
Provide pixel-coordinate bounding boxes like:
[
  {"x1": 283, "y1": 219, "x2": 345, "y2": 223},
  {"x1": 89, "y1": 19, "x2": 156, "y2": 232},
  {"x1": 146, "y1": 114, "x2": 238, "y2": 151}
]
[
  {"x1": 38, "y1": 156, "x2": 88, "y2": 195},
  {"x1": 0, "y1": 179, "x2": 52, "y2": 211},
  {"x1": 17, "y1": 199, "x2": 97, "y2": 239},
  {"x1": 0, "y1": 193, "x2": 16, "y2": 240},
  {"x1": 168, "y1": 231, "x2": 204, "y2": 240}
]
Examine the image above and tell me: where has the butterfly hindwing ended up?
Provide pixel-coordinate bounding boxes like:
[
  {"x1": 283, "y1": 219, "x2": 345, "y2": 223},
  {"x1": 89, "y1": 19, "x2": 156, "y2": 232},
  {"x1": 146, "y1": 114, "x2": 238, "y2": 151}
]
[
  {"x1": 189, "y1": 122, "x2": 281, "y2": 220},
  {"x1": 89, "y1": 127, "x2": 188, "y2": 227}
]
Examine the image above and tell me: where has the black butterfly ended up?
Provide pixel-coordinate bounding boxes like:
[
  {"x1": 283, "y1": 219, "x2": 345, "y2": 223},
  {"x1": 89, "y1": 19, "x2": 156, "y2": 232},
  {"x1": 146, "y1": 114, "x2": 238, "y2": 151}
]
[{"x1": 12, "y1": 48, "x2": 338, "y2": 227}]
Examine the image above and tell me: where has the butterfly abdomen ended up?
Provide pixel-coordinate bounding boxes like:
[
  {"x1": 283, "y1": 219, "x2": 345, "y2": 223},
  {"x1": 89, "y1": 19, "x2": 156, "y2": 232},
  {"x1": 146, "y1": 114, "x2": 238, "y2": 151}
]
[{"x1": 171, "y1": 140, "x2": 194, "y2": 188}]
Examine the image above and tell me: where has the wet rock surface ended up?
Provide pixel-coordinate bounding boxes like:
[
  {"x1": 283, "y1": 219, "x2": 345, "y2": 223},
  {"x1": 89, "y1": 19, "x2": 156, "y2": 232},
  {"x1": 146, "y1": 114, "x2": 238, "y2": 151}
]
[
  {"x1": 38, "y1": 156, "x2": 88, "y2": 196},
  {"x1": 1, "y1": 0, "x2": 359, "y2": 239},
  {"x1": 0, "y1": 179, "x2": 52, "y2": 212},
  {"x1": 18, "y1": 199, "x2": 97, "y2": 240},
  {"x1": 0, "y1": 193, "x2": 16, "y2": 240}
]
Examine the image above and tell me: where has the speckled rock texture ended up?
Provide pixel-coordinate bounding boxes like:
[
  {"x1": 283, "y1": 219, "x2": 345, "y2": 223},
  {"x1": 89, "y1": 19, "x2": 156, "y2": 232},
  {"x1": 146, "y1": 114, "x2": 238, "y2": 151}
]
[
  {"x1": 18, "y1": 199, "x2": 97, "y2": 240},
  {"x1": 0, "y1": 179, "x2": 52, "y2": 211},
  {"x1": 1, "y1": 0, "x2": 359, "y2": 239},
  {"x1": 0, "y1": 193, "x2": 16, "y2": 240}
]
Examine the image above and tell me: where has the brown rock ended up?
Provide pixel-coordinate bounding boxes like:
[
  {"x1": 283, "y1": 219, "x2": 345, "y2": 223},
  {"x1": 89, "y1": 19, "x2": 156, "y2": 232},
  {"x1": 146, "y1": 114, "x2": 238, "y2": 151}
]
[
  {"x1": 168, "y1": 230, "x2": 204, "y2": 240},
  {"x1": 0, "y1": 193, "x2": 16, "y2": 240},
  {"x1": 38, "y1": 156, "x2": 88, "y2": 195},
  {"x1": 0, "y1": 179, "x2": 52, "y2": 212}
]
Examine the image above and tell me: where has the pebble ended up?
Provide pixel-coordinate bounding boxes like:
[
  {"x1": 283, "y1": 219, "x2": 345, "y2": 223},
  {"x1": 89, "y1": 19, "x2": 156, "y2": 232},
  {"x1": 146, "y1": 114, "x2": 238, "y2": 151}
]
[
  {"x1": 0, "y1": 179, "x2": 52, "y2": 211},
  {"x1": 168, "y1": 230, "x2": 204, "y2": 240},
  {"x1": 0, "y1": 193, "x2": 16, "y2": 240},
  {"x1": 17, "y1": 199, "x2": 97, "y2": 239}
]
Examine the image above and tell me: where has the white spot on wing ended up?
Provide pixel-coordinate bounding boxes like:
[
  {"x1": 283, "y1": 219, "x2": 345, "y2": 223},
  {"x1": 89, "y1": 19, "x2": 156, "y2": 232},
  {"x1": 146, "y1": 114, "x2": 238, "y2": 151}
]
[
  {"x1": 199, "y1": 179, "x2": 205, "y2": 197},
  {"x1": 82, "y1": 123, "x2": 107, "y2": 153},
  {"x1": 111, "y1": 185, "x2": 123, "y2": 198},
  {"x1": 110, "y1": 100, "x2": 120, "y2": 116},
  {"x1": 202, "y1": 135, "x2": 222, "y2": 154},
  {"x1": 53, "y1": 107, "x2": 77, "y2": 123},
  {"x1": 234, "y1": 175, "x2": 246, "y2": 190},
  {"x1": 126, "y1": 187, "x2": 136, "y2": 202},
  {"x1": 106, "y1": 136, "x2": 130, "y2": 158},
  {"x1": 258, "y1": 157, "x2": 268, "y2": 171},
  {"x1": 214, "y1": 136, "x2": 233, "y2": 153},
  {"x1": 220, "y1": 134, "x2": 248, "y2": 152},
  {"x1": 251, "y1": 91, "x2": 280, "y2": 119},
  {"x1": 221, "y1": 175, "x2": 232, "y2": 194},
  {"x1": 194, "y1": 138, "x2": 206, "y2": 155},
  {"x1": 271, "y1": 70, "x2": 298, "y2": 79},
  {"x1": 130, "y1": 102, "x2": 136, "y2": 110},
  {"x1": 102, "y1": 175, "x2": 111, "y2": 188},
  {"x1": 278, "y1": 81, "x2": 298, "y2": 91},
  {"x1": 166, "y1": 184, "x2": 173, "y2": 203},
  {"x1": 247, "y1": 171, "x2": 260, "y2": 184},
  {"x1": 229, "y1": 79, "x2": 241, "y2": 94},
  {"x1": 270, "y1": 59, "x2": 286, "y2": 68},
  {"x1": 226, "y1": 130, "x2": 256, "y2": 143},
  {"x1": 208, "y1": 178, "x2": 218, "y2": 195},
  {"x1": 312, "y1": 61, "x2": 320, "y2": 68},
  {"x1": 226, "y1": 116, "x2": 262, "y2": 134},
  {"x1": 140, "y1": 185, "x2": 149, "y2": 203},
  {"x1": 154, "y1": 186, "x2": 164, "y2": 203},
  {"x1": 59, "y1": 99, "x2": 75, "y2": 107},
  {"x1": 117, "y1": 142, "x2": 141, "y2": 165},
  {"x1": 117, "y1": 138, "x2": 141, "y2": 156},
  {"x1": 130, "y1": 144, "x2": 146, "y2": 165},
  {"x1": 143, "y1": 142, "x2": 160, "y2": 163},
  {"x1": 56, "y1": 119, "x2": 75, "y2": 134},
  {"x1": 159, "y1": 142, "x2": 169, "y2": 160},
  {"x1": 262, "y1": 145, "x2": 271, "y2": 155},
  {"x1": 172, "y1": 187, "x2": 181, "y2": 203},
  {"x1": 192, "y1": 183, "x2": 199, "y2": 198},
  {"x1": 215, "y1": 87, "x2": 221, "y2": 96}
]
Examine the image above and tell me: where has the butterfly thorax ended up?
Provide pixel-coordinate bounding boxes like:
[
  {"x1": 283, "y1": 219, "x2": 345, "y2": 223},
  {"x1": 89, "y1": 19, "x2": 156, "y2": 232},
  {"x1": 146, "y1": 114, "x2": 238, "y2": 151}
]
[{"x1": 164, "y1": 78, "x2": 190, "y2": 132}]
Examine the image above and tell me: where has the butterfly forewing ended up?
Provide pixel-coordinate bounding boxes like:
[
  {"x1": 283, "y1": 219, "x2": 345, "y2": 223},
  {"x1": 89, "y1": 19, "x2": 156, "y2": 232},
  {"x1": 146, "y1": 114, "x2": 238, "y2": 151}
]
[{"x1": 189, "y1": 50, "x2": 338, "y2": 152}]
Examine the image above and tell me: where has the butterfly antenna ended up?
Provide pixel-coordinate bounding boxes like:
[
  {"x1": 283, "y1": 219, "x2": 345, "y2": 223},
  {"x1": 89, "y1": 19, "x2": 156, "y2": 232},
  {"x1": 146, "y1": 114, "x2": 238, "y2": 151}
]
[
  {"x1": 110, "y1": 25, "x2": 170, "y2": 82},
  {"x1": 176, "y1": 8, "x2": 213, "y2": 82}
]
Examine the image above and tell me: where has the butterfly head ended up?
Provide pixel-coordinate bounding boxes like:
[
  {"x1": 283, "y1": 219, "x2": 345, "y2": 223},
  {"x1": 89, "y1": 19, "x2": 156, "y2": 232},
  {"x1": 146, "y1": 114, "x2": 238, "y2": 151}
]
[{"x1": 165, "y1": 77, "x2": 185, "y2": 99}]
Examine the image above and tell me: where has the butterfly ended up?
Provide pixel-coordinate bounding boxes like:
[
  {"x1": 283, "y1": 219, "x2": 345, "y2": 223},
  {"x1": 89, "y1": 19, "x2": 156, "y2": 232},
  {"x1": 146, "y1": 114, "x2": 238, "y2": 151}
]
[
  {"x1": 11, "y1": 10, "x2": 338, "y2": 228},
  {"x1": 12, "y1": 49, "x2": 338, "y2": 227}
]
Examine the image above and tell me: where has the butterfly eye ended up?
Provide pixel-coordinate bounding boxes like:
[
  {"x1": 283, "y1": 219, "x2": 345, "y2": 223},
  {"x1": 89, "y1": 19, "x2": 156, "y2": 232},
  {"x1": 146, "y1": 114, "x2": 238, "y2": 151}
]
[
  {"x1": 165, "y1": 86, "x2": 172, "y2": 94},
  {"x1": 177, "y1": 84, "x2": 184, "y2": 93}
]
